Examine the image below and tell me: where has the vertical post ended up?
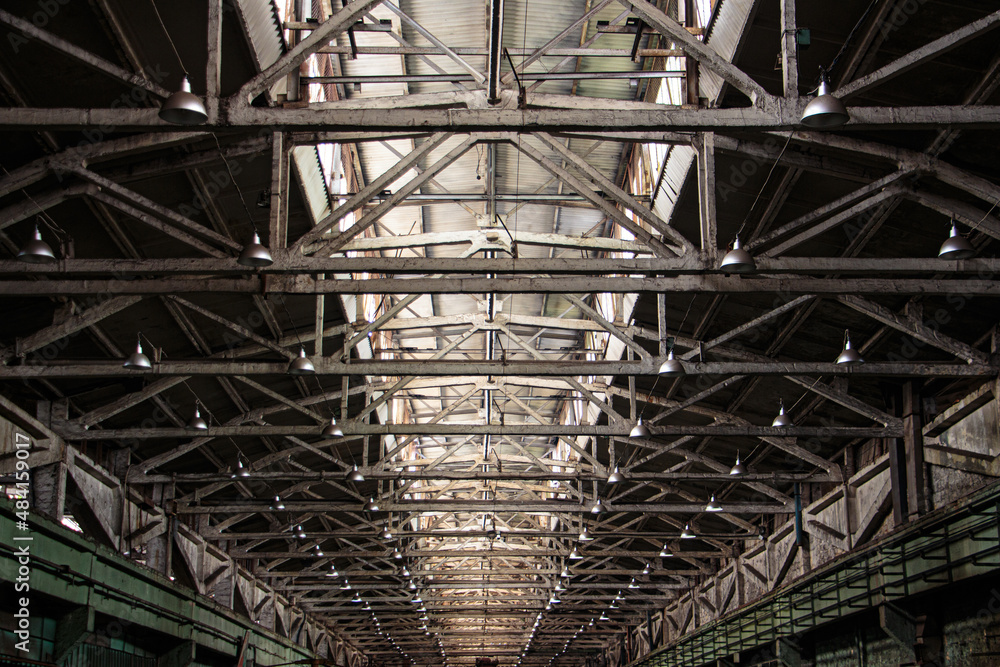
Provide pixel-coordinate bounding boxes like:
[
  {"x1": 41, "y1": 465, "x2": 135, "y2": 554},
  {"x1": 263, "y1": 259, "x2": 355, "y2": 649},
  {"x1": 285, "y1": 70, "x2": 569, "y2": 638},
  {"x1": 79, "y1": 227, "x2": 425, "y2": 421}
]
[
  {"x1": 697, "y1": 133, "x2": 718, "y2": 261},
  {"x1": 206, "y1": 0, "x2": 223, "y2": 122},
  {"x1": 683, "y1": 0, "x2": 699, "y2": 105},
  {"x1": 487, "y1": 0, "x2": 505, "y2": 103},
  {"x1": 779, "y1": 0, "x2": 798, "y2": 99},
  {"x1": 269, "y1": 131, "x2": 288, "y2": 251},
  {"x1": 314, "y1": 292, "x2": 326, "y2": 358},
  {"x1": 657, "y1": 292, "x2": 668, "y2": 357},
  {"x1": 903, "y1": 380, "x2": 927, "y2": 519}
]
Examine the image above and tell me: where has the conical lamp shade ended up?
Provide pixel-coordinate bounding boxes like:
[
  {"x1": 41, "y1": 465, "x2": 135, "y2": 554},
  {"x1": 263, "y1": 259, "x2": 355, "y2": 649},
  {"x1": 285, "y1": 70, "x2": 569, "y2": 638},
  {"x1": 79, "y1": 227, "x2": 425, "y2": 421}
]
[
  {"x1": 364, "y1": 497, "x2": 379, "y2": 512},
  {"x1": 347, "y1": 464, "x2": 365, "y2": 482},
  {"x1": 772, "y1": 402, "x2": 792, "y2": 427},
  {"x1": 238, "y1": 232, "x2": 274, "y2": 267},
  {"x1": 836, "y1": 332, "x2": 864, "y2": 365},
  {"x1": 159, "y1": 76, "x2": 208, "y2": 125},
  {"x1": 729, "y1": 455, "x2": 747, "y2": 476},
  {"x1": 323, "y1": 418, "x2": 344, "y2": 437},
  {"x1": 801, "y1": 77, "x2": 849, "y2": 129},
  {"x1": 187, "y1": 407, "x2": 208, "y2": 430},
  {"x1": 658, "y1": 349, "x2": 684, "y2": 376},
  {"x1": 659, "y1": 544, "x2": 672, "y2": 557},
  {"x1": 568, "y1": 547, "x2": 583, "y2": 560},
  {"x1": 705, "y1": 495, "x2": 723, "y2": 512},
  {"x1": 123, "y1": 341, "x2": 152, "y2": 370},
  {"x1": 578, "y1": 527, "x2": 593, "y2": 541},
  {"x1": 720, "y1": 236, "x2": 755, "y2": 273},
  {"x1": 288, "y1": 347, "x2": 315, "y2": 375},
  {"x1": 606, "y1": 466, "x2": 625, "y2": 484},
  {"x1": 18, "y1": 227, "x2": 56, "y2": 263},
  {"x1": 680, "y1": 524, "x2": 696, "y2": 539},
  {"x1": 938, "y1": 224, "x2": 975, "y2": 260},
  {"x1": 629, "y1": 418, "x2": 650, "y2": 439},
  {"x1": 590, "y1": 498, "x2": 606, "y2": 514}
]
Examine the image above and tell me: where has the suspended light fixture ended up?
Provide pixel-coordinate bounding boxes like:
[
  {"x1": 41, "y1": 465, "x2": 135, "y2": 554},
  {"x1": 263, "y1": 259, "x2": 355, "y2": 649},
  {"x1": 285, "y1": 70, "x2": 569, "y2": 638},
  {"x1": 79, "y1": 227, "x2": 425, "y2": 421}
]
[
  {"x1": 642, "y1": 563, "x2": 651, "y2": 575},
  {"x1": 402, "y1": 566, "x2": 411, "y2": 577},
  {"x1": 660, "y1": 543, "x2": 673, "y2": 557},
  {"x1": 772, "y1": 399, "x2": 792, "y2": 427},
  {"x1": 590, "y1": 498, "x2": 607, "y2": 514},
  {"x1": 287, "y1": 347, "x2": 315, "y2": 375},
  {"x1": 560, "y1": 566, "x2": 571, "y2": 578},
  {"x1": 720, "y1": 236, "x2": 756, "y2": 273},
  {"x1": 606, "y1": 465, "x2": 626, "y2": 484},
  {"x1": 628, "y1": 578, "x2": 639, "y2": 589},
  {"x1": 658, "y1": 348, "x2": 684, "y2": 376},
  {"x1": 379, "y1": 525, "x2": 393, "y2": 540},
  {"x1": 393, "y1": 547, "x2": 403, "y2": 560},
  {"x1": 680, "y1": 524, "x2": 696, "y2": 539},
  {"x1": 554, "y1": 580, "x2": 566, "y2": 592},
  {"x1": 705, "y1": 495, "x2": 723, "y2": 512},
  {"x1": 17, "y1": 226, "x2": 57, "y2": 263},
  {"x1": 628, "y1": 418, "x2": 650, "y2": 439},
  {"x1": 233, "y1": 455, "x2": 251, "y2": 479},
  {"x1": 322, "y1": 416, "x2": 345, "y2": 437},
  {"x1": 800, "y1": 68, "x2": 849, "y2": 129},
  {"x1": 407, "y1": 580, "x2": 417, "y2": 591},
  {"x1": 236, "y1": 231, "x2": 274, "y2": 270},
  {"x1": 123, "y1": 337, "x2": 152, "y2": 370},
  {"x1": 729, "y1": 452, "x2": 747, "y2": 477},
  {"x1": 326, "y1": 564, "x2": 338, "y2": 578},
  {"x1": 568, "y1": 547, "x2": 583, "y2": 560},
  {"x1": 314, "y1": 545, "x2": 324, "y2": 557},
  {"x1": 578, "y1": 526, "x2": 594, "y2": 542},
  {"x1": 364, "y1": 497, "x2": 379, "y2": 512},
  {"x1": 346, "y1": 464, "x2": 365, "y2": 482},
  {"x1": 340, "y1": 579, "x2": 351, "y2": 590},
  {"x1": 614, "y1": 591, "x2": 624, "y2": 602},
  {"x1": 187, "y1": 403, "x2": 208, "y2": 430},
  {"x1": 599, "y1": 613, "x2": 609, "y2": 621},
  {"x1": 159, "y1": 76, "x2": 208, "y2": 125},
  {"x1": 410, "y1": 594, "x2": 422, "y2": 604},
  {"x1": 351, "y1": 592, "x2": 362, "y2": 603},
  {"x1": 836, "y1": 329, "x2": 864, "y2": 365},
  {"x1": 271, "y1": 495, "x2": 285, "y2": 510},
  {"x1": 938, "y1": 222, "x2": 975, "y2": 260},
  {"x1": 295, "y1": 524, "x2": 307, "y2": 539}
]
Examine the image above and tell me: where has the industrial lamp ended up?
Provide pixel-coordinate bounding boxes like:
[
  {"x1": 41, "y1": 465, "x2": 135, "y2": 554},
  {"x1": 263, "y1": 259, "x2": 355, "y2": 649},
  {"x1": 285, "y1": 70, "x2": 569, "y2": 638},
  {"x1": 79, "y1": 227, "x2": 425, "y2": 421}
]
[
  {"x1": 606, "y1": 465, "x2": 626, "y2": 484},
  {"x1": 17, "y1": 226, "x2": 57, "y2": 263},
  {"x1": 187, "y1": 403, "x2": 208, "y2": 430},
  {"x1": 287, "y1": 347, "x2": 315, "y2": 375},
  {"x1": 720, "y1": 236, "x2": 755, "y2": 273},
  {"x1": 836, "y1": 330, "x2": 864, "y2": 365},
  {"x1": 123, "y1": 337, "x2": 152, "y2": 370},
  {"x1": 238, "y1": 232, "x2": 274, "y2": 267},
  {"x1": 938, "y1": 222, "x2": 975, "y2": 260},
  {"x1": 159, "y1": 76, "x2": 208, "y2": 125},
  {"x1": 347, "y1": 464, "x2": 365, "y2": 482},
  {"x1": 772, "y1": 399, "x2": 792, "y2": 427},
  {"x1": 801, "y1": 68, "x2": 849, "y2": 129},
  {"x1": 705, "y1": 495, "x2": 723, "y2": 512},
  {"x1": 629, "y1": 418, "x2": 650, "y2": 439},
  {"x1": 658, "y1": 348, "x2": 684, "y2": 376},
  {"x1": 323, "y1": 417, "x2": 344, "y2": 437},
  {"x1": 729, "y1": 452, "x2": 747, "y2": 476}
]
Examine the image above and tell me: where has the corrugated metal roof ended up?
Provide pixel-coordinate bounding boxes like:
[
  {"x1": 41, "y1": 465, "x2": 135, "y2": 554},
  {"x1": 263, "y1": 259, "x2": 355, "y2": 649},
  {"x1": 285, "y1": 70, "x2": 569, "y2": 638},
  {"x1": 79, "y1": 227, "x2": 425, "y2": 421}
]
[{"x1": 234, "y1": 0, "x2": 286, "y2": 72}]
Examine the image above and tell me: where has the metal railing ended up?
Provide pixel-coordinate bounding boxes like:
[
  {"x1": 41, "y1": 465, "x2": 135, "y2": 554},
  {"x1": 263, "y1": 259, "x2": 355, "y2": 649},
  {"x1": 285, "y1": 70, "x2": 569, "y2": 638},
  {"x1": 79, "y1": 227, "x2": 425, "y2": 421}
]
[
  {"x1": 59, "y1": 644, "x2": 156, "y2": 667},
  {"x1": 632, "y1": 481, "x2": 1000, "y2": 667}
]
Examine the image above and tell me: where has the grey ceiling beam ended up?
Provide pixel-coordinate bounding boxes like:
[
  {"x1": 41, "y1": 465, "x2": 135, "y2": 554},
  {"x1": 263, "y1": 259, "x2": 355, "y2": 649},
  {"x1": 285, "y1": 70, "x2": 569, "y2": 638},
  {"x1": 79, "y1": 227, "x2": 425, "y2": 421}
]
[
  {"x1": 9, "y1": 360, "x2": 995, "y2": 380},
  {"x1": 55, "y1": 423, "x2": 898, "y2": 441},
  {"x1": 9, "y1": 104, "x2": 1000, "y2": 132},
  {"x1": 7, "y1": 256, "x2": 1000, "y2": 276},
  {"x1": 5, "y1": 275, "x2": 999, "y2": 298},
  {"x1": 834, "y1": 9, "x2": 1000, "y2": 100}
]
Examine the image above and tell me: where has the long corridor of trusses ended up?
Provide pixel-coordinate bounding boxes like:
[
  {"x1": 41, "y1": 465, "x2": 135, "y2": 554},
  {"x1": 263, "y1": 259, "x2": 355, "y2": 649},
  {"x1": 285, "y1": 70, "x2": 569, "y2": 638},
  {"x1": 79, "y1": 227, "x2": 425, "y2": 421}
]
[{"x1": 2, "y1": 0, "x2": 1000, "y2": 665}]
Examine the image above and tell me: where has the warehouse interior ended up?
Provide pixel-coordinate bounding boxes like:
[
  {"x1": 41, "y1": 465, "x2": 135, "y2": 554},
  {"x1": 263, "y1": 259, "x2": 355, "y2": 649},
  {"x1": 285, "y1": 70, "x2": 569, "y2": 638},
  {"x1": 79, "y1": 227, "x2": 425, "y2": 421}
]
[{"x1": 2, "y1": 0, "x2": 1000, "y2": 665}]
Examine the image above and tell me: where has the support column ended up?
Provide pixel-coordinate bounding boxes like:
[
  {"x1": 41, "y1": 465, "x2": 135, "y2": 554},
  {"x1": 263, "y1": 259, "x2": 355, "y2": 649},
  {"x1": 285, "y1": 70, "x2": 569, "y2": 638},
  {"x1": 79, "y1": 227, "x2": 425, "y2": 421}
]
[
  {"x1": 31, "y1": 461, "x2": 66, "y2": 519},
  {"x1": 903, "y1": 380, "x2": 927, "y2": 519}
]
